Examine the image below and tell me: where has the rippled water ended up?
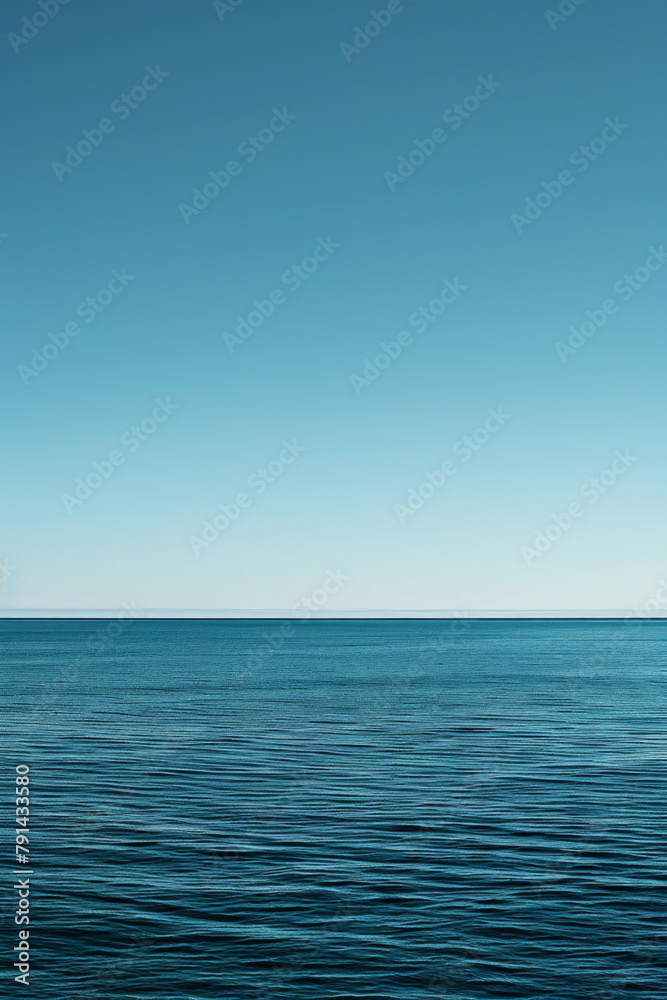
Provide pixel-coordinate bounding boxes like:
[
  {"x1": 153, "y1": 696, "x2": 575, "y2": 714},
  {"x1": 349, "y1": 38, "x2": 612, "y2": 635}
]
[{"x1": 2, "y1": 619, "x2": 666, "y2": 998}]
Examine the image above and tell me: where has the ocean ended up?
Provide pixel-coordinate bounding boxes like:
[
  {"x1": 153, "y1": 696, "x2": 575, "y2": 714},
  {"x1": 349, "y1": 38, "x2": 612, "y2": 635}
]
[{"x1": 2, "y1": 618, "x2": 666, "y2": 998}]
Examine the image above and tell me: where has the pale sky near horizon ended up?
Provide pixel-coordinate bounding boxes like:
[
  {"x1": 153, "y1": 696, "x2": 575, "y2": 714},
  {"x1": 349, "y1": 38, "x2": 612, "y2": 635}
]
[{"x1": 2, "y1": 0, "x2": 666, "y2": 612}]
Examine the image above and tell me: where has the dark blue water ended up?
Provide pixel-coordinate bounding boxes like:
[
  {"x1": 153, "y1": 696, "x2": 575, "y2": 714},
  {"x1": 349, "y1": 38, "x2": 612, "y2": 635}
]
[{"x1": 2, "y1": 619, "x2": 666, "y2": 998}]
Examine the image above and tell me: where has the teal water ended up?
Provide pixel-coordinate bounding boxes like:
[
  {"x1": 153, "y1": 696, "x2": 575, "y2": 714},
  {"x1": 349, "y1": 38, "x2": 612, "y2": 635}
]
[{"x1": 1, "y1": 619, "x2": 666, "y2": 998}]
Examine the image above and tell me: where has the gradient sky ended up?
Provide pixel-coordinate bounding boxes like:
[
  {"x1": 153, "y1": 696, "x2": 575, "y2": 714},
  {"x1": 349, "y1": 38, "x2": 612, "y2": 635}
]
[{"x1": 2, "y1": 0, "x2": 666, "y2": 613}]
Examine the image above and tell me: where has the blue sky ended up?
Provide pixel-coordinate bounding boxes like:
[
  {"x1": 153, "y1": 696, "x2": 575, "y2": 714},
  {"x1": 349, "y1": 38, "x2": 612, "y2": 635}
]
[{"x1": 2, "y1": 0, "x2": 666, "y2": 613}]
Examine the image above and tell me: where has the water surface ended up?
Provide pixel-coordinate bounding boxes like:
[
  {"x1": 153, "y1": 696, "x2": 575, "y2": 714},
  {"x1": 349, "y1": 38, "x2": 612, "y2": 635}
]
[{"x1": 2, "y1": 619, "x2": 666, "y2": 998}]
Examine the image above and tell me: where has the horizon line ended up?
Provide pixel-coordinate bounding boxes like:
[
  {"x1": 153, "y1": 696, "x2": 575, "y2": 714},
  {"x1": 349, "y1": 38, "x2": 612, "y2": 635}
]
[{"x1": 1, "y1": 609, "x2": 666, "y2": 621}]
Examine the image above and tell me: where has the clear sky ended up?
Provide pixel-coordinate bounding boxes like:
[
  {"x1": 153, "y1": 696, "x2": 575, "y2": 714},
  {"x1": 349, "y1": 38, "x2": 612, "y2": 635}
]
[{"x1": 2, "y1": 0, "x2": 666, "y2": 613}]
